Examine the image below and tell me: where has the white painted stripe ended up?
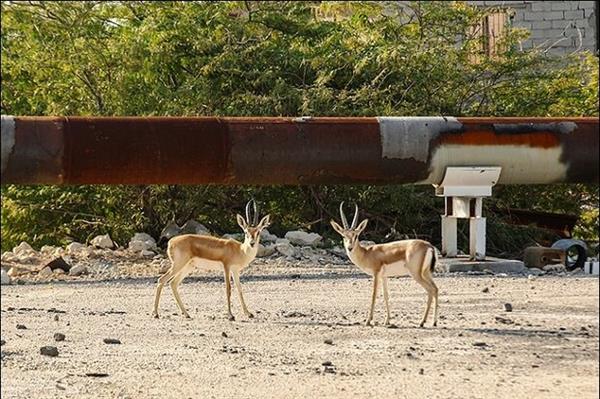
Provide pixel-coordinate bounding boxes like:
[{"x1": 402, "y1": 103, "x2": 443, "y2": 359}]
[
  {"x1": 1, "y1": 116, "x2": 15, "y2": 175},
  {"x1": 377, "y1": 116, "x2": 462, "y2": 162},
  {"x1": 422, "y1": 144, "x2": 568, "y2": 184}
]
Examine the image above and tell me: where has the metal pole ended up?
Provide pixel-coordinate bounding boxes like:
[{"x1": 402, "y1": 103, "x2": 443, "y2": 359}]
[{"x1": 1, "y1": 116, "x2": 598, "y2": 185}]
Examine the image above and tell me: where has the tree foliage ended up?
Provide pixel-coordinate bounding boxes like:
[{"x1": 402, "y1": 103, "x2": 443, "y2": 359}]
[{"x1": 1, "y1": 1, "x2": 598, "y2": 253}]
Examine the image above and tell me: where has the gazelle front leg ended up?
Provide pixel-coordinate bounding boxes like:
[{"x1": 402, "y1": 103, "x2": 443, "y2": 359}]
[
  {"x1": 232, "y1": 270, "x2": 254, "y2": 318},
  {"x1": 366, "y1": 272, "x2": 380, "y2": 327},
  {"x1": 223, "y1": 266, "x2": 235, "y2": 321},
  {"x1": 382, "y1": 276, "x2": 391, "y2": 326}
]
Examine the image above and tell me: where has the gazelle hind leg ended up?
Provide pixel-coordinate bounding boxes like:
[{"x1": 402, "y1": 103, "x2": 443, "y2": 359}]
[
  {"x1": 224, "y1": 267, "x2": 234, "y2": 321},
  {"x1": 382, "y1": 276, "x2": 391, "y2": 326},
  {"x1": 422, "y1": 269, "x2": 439, "y2": 326},
  {"x1": 170, "y1": 266, "x2": 194, "y2": 318},
  {"x1": 153, "y1": 269, "x2": 174, "y2": 318},
  {"x1": 413, "y1": 273, "x2": 435, "y2": 328}
]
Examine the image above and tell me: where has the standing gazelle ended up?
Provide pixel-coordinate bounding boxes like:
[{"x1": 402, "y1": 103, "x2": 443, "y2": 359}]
[
  {"x1": 152, "y1": 200, "x2": 270, "y2": 320},
  {"x1": 330, "y1": 203, "x2": 439, "y2": 327}
]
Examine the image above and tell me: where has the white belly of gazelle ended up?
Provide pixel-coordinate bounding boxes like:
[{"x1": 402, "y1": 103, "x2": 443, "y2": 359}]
[
  {"x1": 382, "y1": 261, "x2": 410, "y2": 277},
  {"x1": 191, "y1": 258, "x2": 224, "y2": 272}
]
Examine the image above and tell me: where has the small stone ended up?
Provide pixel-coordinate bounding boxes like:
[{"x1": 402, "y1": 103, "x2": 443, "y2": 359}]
[
  {"x1": 40, "y1": 346, "x2": 59, "y2": 357},
  {"x1": 69, "y1": 265, "x2": 88, "y2": 276},
  {"x1": 495, "y1": 316, "x2": 513, "y2": 324},
  {"x1": 38, "y1": 266, "x2": 53, "y2": 278},
  {"x1": 221, "y1": 332, "x2": 228, "y2": 338},
  {"x1": 321, "y1": 361, "x2": 333, "y2": 367},
  {"x1": 324, "y1": 339, "x2": 334, "y2": 345},
  {"x1": 284, "y1": 231, "x2": 323, "y2": 246},
  {"x1": 1, "y1": 339, "x2": 5, "y2": 346},
  {"x1": 66, "y1": 242, "x2": 87, "y2": 254},
  {"x1": 90, "y1": 234, "x2": 115, "y2": 249},
  {"x1": 16, "y1": 324, "x2": 27, "y2": 330},
  {"x1": 140, "y1": 250, "x2": 155, "y2": 257},
  {"x1": 54, "y1": 315, "x2": 59, "y2": 322},
  {"x1": 54, "y1": 333, "x2": 65, "y2": 342},
  {"x1": 473, "y1": 342, "x2": 488, "y2": 347},
  {"x1": 386, "y1": 324, "x2": 399, "y2": 329},
  {"x1": 482, "y1": 287, "x2": 490, "y2": 293},
  {"x1": 504, "y1": 303, "x2": 513, "y2": 312},
  {"x1": 103, "y1": 338, "x2": 121, "y2": 344},
  {"x1": 13, "y1": 242, "x2": 35, "y2": 255}
]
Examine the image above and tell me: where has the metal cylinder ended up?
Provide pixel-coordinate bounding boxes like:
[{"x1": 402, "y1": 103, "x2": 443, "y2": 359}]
[{"x1": 1, "y1": 116, "x2": 598, "y2": 185}]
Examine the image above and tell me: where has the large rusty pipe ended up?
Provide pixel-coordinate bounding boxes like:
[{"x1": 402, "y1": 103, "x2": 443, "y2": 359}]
[{"x1": 1, "y1": 116, "x2": 598, "y2": 185}]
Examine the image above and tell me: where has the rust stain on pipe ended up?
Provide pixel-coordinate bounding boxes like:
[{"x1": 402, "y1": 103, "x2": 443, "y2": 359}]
[{"x1": 0, "y1": 116, "x2": 598, "y2": 185}]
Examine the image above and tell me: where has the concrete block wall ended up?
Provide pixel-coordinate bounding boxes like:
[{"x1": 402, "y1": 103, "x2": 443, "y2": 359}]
[{"x1": 468, "y1": 1, "x2": 598, "y2": 55}]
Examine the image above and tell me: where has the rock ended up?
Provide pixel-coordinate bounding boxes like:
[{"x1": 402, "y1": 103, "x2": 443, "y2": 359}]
[
  {"x1": 569, "y1": 267, "x2": 583, "y2": 275},
  {"x1": 329, "y1": 246, "x2": 347, "y2": 258},
  {"x1": 260, "y1": 229, "x2": 278, "y2": 243},
  {"x1": 543, "y1": 263, "x2": 566, "y2": 273},
  {"x1": 1, "y1": 251, "x2": 17, "y2": 262},
  {"x1": 103, "y1": 338, "x2": 121, "y2": 344},
  {"x1": 40, "y1": 346, "x2": 59, "y2": 357},
  {"x1": 16, "y1": 324, "x2": 27, "y2": 330},
  {"x1": 181, "y1": 220, "x2": 210, "y2": 235},
  {"x1": 360, "y1": 240, "x2": 376, "y2": 247},
  {"x1": 257, "y1": 244, "x2": 277, "y2": 258},
  {"x1": 66, "y1": 242, "x2": 87, "y2": 254},
  {"x1": 38, "y1": 266, "x2": 53, "y2": 278},
  {"x1": 221, "y1": 332, "x2": 228, "y2": 338},
  {"x1": 275, "y1": 240, "x2": 296, "y2": 257},
  {"x1": 54, "y1": 333, "x2": 66, "y2": 342},
  {"x1": 482, "y1": 287, "x2": 490, "y2": 293},
  {"x1": 495, "y1": 316, "x2": 513, "y2": 324},
  {"x1": 53, "y1": 268, "x2": 65, "y2": 275},
  {"x1": 140, "y1": 250, "x2": 155, "y2": 257},
  {"x1": 284, "y1": 231, "x2": 322, "y2": 246},
  {"x1": 321, "y1": 361, "x2": 333, "y2": 367},
  {"x1": 129, "y1": 233, "x2": 157, "y2": 252},
  {"x1": 7, "y1": 266, "x2": 27, "y2": 277},
  {"x1": 419, "y1": 368, "x2": 425, "y2": 375},
  {"x1": 13, "y1": 242, "x2": 35, "y2": 255},
  {"x1": 473, "y1": 342, "x2": 488, "y2": 347},
  {"x1": 69, "y1": 264, "x2": 88, "y2": 276},
  {"x1": 160, "y1": 221, "x2": 182, "y2": 240},
  {"x1": 40, "y1": 245, "x2": 57, "y2": 253},
  {"x1": 504, "y1": 303, "x2": 513, "y2": 312},
  {"x1": 324, "y1": 339, "x2": 334, "y2": 345},
  {"x1": 0, "y1": 340, "x2": 5, "y2": 346},
  {"x1": 527, "y1": 267, "x2": 545, "y2": 276},
  {"x1": 1, "y1": 269, "x2": 10, "y2": 285},
  {"x1": 90, "y1": 234, "x2": 115, "y2": 249},
  {"x1": 43, "y1": 257, "x2": 71, "y2": 273}
]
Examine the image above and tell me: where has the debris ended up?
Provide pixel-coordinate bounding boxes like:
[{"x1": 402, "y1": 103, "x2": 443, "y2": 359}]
[
  {"x1": 504, "y1": 303, "x2": 513, "y2": 312},
  {"x1": 495, "y1": 316, "x2": 514, "y2": 325},
  {"x1": 324, "y1": 339, "x2": 334, "y2": 345},
  {"x1": 54, "y1": 333, "x2": 66, "y2": 342},
  {"x1": 482, "y1": 287, "x2": 490, "y2": 293},
  {"x1": 221, "y1": 332, "x2": 228, "y2": 338},
  {"x1": 16, "y1": 324, "x2": 27, "y2": 330},
  {"x1": 473, "y1": 342, "x2": 488, "y2": 347},
  {"x1": 40, "y1": 346, "x2": 59, "y2": 357},
  {"x1": 103, "y1": 338, "x2": 121, "y2": 344},
  {"x1": 85, "y1": 372, "x2": 109, "y2": 377}
]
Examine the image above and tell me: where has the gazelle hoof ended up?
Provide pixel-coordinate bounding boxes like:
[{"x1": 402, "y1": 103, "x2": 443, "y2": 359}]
[
  {"x1": 152, "y1": 313, "x2": 159, "y2": 319},
  {"x1": 365, "y1": 320, "x2": 374, "y2": 327},
  {"x1": 228, "y1": 315, "x2": 236, "y2": 321},
  {"x1": 419, "y1": 322, "x2": 425, "y2": 328},
  {"x1": 247, "y1": 313, "x2": 255, "y2": 319}
]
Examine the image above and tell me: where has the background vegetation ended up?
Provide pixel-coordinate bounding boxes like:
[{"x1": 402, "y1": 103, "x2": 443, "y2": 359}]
[{"x1": 1, "y1": 1, "x2": 598, "y2": 254}]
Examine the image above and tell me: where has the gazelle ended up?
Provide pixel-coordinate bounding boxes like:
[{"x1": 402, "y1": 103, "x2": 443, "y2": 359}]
[
  {"x1": 152, "y1": 200, "x2": 270, "y2": 320},
  {"x1": 330, "y1": 203, "x2": 439, "y2": 327}
]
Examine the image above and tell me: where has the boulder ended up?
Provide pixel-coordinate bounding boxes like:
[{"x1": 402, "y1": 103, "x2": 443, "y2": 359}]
[
  {"x1": 257, "y1": 243, "x2": 277, "y2": 258},
  {"x1": 38, "y1": 266, "x2": 53, "y2": 278},
  {"x1": 275, "y1": 239, "x2": 296, "y2": 257},
  {"x1": 66, "y1": 242, "x2": 87, "y2": 254},
  {"x1": 360, "y1": 240, "x2": 376, "y2": 247},
  {"x1": 180, "y1": 220, "x2": 210, "y2": 235},
  {"x1": 13, "y1": 242, "x2": 35, "y2": 255},
  {"x1": 260, "y1": 229, "x2": 278, "y2": 243},
  {"x1": 140, "y1": 250, "x2": 155, "y2": 257},
  {"x1": 223, "y1": 233, "x2": 243, "y2": 241},
  {"x1": 1, "y1": 251, "x2": 17, "y2": 263},
  {"x1": 160, "y1": 221, "x2": 182, "y2": 240},
  {"x1": 129, "y1": 233, "x2": 157, "y2": 252},
  {"x1": 69, "y1": 264, "x2": 88, "y2": 276},
  {"x1": 284, "y1": 231, "x2": 323, "y2": 247},
  {"x1": 40, "y1": 245, "x2": 57, "y2": 253},
  {"x1": 90, "y1": 234, "x2": 115, "y2": 249},
  {"x1": 1, "y1": 269, "x2": 10, "y2": 285}
]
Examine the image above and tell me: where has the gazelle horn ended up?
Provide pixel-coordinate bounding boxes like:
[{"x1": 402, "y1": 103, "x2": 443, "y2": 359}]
[{"x1": 339, "y1": 202, "x2": 349, "y2": 229}]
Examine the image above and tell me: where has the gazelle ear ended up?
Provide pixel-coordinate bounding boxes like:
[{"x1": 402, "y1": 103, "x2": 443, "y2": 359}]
[
  {"x1": 236, "y1": 214, "x2": 248, "y2": 230},
  {"x1": 258, "y1": 214, "x2": 271, "y2": 229},
  {"x1": 330, "y1": 220, "x2": 344, "y2": 235},
  {"x1": 356, "y1": 219, "x2": 369, "y2": 234}
]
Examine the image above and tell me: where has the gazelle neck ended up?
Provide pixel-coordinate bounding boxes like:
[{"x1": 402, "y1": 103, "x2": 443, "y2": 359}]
[
  {"x1": 241, "y1": 237, "x2": 259, "y2": 259},
  {"x1": 347, "y1": 241, "x2": 366, "y2": 264}
]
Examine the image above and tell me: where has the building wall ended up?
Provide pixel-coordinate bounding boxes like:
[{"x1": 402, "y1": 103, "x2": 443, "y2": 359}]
[{"x1": 468, "y1": 1, "x2": 598, "y2": 55}]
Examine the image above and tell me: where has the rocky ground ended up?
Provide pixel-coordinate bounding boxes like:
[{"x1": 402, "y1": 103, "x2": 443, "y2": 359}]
[{"x1": 1, "y1": 232, "x2": 599, "y2": 398}]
